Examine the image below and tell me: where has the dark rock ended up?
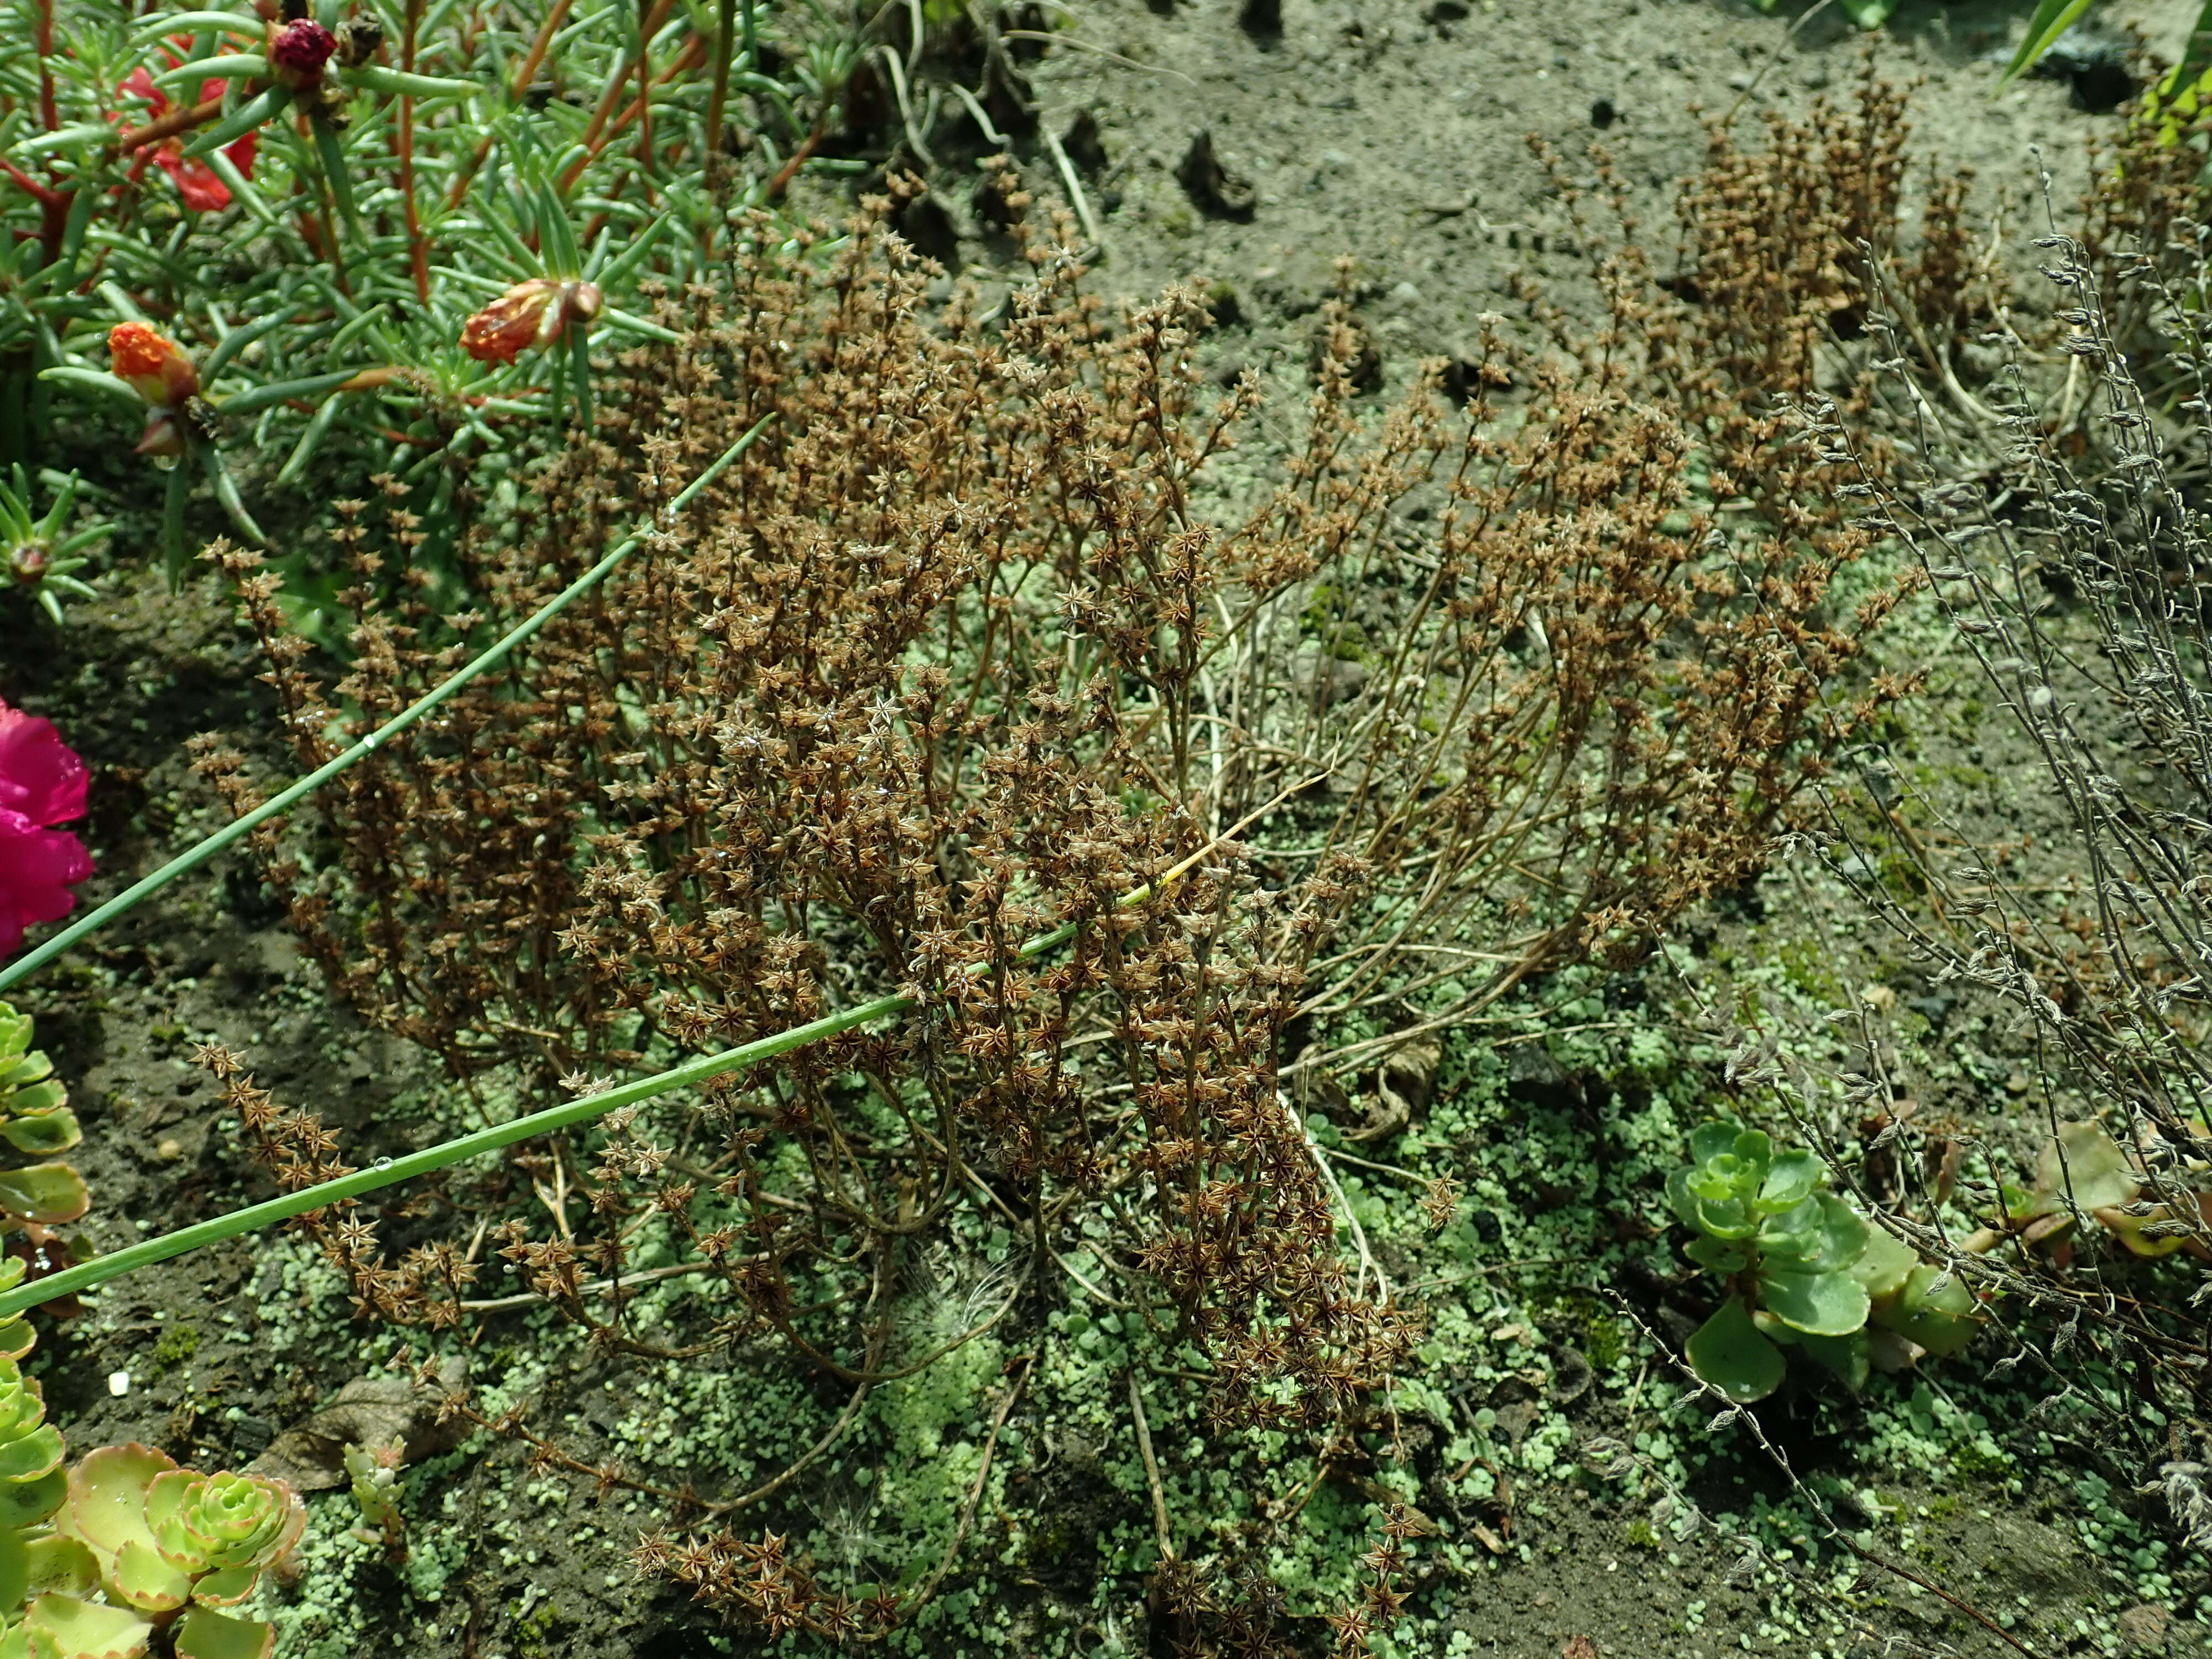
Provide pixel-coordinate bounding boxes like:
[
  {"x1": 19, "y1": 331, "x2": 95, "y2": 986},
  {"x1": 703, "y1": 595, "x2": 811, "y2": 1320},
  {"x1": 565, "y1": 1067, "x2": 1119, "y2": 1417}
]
[
  {"x1": 1061, "y1": 108, "x2": 1108, "y2": 175},
  {"x1": 1177, "y1": 131, "x2": 1257, "y2": 220},
  {"x1": 1240, "y1": 0, "x2": 1281, "y2": 39}
]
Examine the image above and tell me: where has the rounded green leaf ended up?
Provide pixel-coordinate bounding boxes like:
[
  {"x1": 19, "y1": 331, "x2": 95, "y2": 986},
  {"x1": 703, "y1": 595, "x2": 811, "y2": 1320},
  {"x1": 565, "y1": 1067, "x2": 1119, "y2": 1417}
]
[
  {"x1": 1792, "y1": 1329, "x2": 1870, "y2": 1392},
  {"x1": 1685, "y1": 1295, "x2": 1787, "y2": 1404},
  {"x1": 0, "y1": 1526, "x2": 29, "y2": 1616},
  {"x1": 1666, "y1": 1167, "x2": 1700, "y2": 1230},
  {"x1": 2, "y1": 1081, "x2": 63, "y2": 1117},
  {"x1": 187, "y1": 1565, "x2": 258, "y2": 1608},
  {"x1": 1756, "y1": 1149, "x2": 1823, "y2": 1214},
  {"x1": 1849, "y1": 1222, "x2": 1917, "y2": 1301},
  {"x1": 0, "y1": 1114, "x2": 79, "y2": 1159},
  {"x1": 1689, "y1": 1120, "x2": 1746, "y2": 1165},
  {"x1": 1800, "y1": 1193, "x2": 1869, "y2": 1275},
  {"x1": 1757, "y1": 1266, "x2": 1870, "y2": 1337},
  {"x1": 20, "y1": 1592, "x2": 153, "y2": 1659},
  {"x1": 23, "y1": 1539, "x2": 96, "y2": 1601},
  {"x1": 0, "y1": 1426, "x2": 64, "y2": 1488},
  {"x1": 0, "y1": 1170, "x2": 86, "y2": 1228},
  {"x1": 1684, "y1": 1236, "x2": 1748, "y2": 1274},
  {"x1": 2028, "y1": 1122, "x2": 2137, "y2": 1216},
  {"x1": 1875, "y1": 1265, "x2": 1980, "y2": 1359},
  {"x1": 60, "y1": 1446, "x2": 172, "y2": 1567},
  {"x1": 105, "y1": 1540, "x2": 190, "y2": 1614},
  {"x1": 0, "y1": 1471, "x2": 65, "y2": 1531},
  {"x1": 173, "y1": 1606, "x2": 275, "y2": 1659}
]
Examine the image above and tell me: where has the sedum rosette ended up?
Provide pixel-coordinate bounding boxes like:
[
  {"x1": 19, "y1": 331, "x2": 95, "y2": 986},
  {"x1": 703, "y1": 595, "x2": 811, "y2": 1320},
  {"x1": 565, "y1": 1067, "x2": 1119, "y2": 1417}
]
[
  {"x1": 59, "y1": 1447, "x2": 301, "y2": 1615},
  {"x1": 1672, "y1": 1119, "x2": 1980, "y2": 1402},
  {"x1": 0, "y1": 1438, "x2": 298, "y2": 1659}
]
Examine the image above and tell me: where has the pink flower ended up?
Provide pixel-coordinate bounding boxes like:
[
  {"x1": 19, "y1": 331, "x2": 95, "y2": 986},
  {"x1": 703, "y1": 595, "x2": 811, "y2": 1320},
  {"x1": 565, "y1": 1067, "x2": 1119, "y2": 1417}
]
[
  {"x1": 0, "y1": 701, "x2": 93, "y2": 958},
  {"x1": 268, "y1": 19, "x2": 337, "y2": 90}
]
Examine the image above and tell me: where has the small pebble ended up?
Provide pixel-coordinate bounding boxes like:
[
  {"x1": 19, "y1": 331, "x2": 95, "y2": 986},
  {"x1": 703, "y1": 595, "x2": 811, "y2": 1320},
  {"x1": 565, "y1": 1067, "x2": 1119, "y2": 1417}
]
[{"x1": 107, "y1": 1371, "x2": 129, "y2": 1397}]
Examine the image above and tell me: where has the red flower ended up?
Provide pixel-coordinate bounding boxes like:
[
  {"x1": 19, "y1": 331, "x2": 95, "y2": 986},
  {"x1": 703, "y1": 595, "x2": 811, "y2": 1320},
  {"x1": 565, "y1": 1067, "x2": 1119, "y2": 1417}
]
[
  {"x1": 461, "y1": 279, "x2": 604, "y2": 366},
  {"x1": 115, "y1": 53, "x2": 258, "y2": 213},
  {"x1": 0, "y1": 701, "x2": 93, "y2": 959}
]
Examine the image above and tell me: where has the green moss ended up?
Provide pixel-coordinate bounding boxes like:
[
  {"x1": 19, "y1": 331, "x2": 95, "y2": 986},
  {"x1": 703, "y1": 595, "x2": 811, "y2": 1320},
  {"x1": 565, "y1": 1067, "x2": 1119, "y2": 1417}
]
[{"x1": 149, "y1": 1323, "x2": 201, "y2": 1373}]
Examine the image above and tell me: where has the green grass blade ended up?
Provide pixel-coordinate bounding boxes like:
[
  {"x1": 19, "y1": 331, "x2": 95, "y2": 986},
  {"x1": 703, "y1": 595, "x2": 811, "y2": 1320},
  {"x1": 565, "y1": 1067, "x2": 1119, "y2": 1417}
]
[{"x1": 2000, "y1": 0, "x2": 2094, "y2": 87}]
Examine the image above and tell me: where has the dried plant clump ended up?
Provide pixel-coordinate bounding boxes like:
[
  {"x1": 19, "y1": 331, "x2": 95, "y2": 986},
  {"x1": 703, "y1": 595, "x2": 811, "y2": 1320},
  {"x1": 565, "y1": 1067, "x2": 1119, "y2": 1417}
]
[
  {"x1": 190, "y1": 166, "x2": 1898, "y2": 1633},
  {"x1": 1777, "y1": 222, "x2": 2212, "y2": 1543}
]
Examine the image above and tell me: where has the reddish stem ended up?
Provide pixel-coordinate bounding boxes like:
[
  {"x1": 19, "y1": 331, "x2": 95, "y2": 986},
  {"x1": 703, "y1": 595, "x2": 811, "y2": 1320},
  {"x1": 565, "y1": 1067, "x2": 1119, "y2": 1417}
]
[
  {"x1": 113, "y1": 92, "x2": 227, "y2": 156},
  {"x1": 442, "y1": 0, "x2": 579, "y2": 211},
  {"x1": 763, "y1": 118, "x2": 823, "y2": 203},
  {"x1": 634, "y1": 0, "x2": 654, "y2": 186},
  {"x1": 34, "y1": 0, "x2": 60, "y2": 135},
  {"x1": 399, "y1": 0, "x2": 430, "y2": 303},
  {"x1": 0, "y1": 158, "x2": 62, "y2": 209}
]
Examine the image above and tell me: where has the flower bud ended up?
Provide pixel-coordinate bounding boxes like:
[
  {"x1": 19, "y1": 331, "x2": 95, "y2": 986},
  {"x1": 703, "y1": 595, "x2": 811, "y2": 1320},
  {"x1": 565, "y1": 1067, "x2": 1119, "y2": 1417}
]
[
  {"x1": 336, "y1": 14, "x2": 384, "y2": 66},
  {"x1": 460, "y1": 278, "x2": 604, "y2": 365},
  {"x1": 269, "y1": 18, "x2": 336, "y2": 89},
  {"x1": 7, "y1": 543, "x2": 48, "y2": 587},
  {"x1": 107, "y1": 322, "x2": 199, "y2": 409}
]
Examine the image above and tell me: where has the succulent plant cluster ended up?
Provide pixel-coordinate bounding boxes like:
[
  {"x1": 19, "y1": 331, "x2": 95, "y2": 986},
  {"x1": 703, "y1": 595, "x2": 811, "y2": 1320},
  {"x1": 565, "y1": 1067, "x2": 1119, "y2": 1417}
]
[
  {"x1": 0, "y1": 471, "x2": 105, "y2": 625},
  {"x1": 0, "y1": 1003, "x2": 88, "y2": 1365},
  {"x1": 0, "y1": 1434, "x2": 301, "y2": 1659},
  {"x1": 1672, "y1": 1121, "x2": 1980, "y2": 1404},
  {"x1": 0, "y1": 1006, "x2": 305, "y2": 1659}
]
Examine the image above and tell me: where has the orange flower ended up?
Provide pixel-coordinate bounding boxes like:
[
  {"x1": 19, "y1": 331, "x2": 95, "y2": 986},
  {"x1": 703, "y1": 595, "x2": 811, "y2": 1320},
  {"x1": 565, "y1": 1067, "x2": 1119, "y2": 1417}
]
[
  {"x1": 108, "y1": 323, "x2": 200, "y2": 408},
  {"x1": 460, "y1": 278, "x2": 603, "y2": 366}
]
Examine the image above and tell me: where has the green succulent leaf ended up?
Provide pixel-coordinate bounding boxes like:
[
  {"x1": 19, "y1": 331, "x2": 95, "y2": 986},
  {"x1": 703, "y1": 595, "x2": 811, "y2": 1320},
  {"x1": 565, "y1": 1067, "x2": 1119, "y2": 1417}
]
[
  {"x1": 1793, "y1": 1328, "x2": 1871, "y2": 1391},
  {"x1": 19, "y1": 1591, "x2": 154, "y2": 1659},
  {"x1": 60, "y1": 1446, "x2": 172, "y2": 1578},
  {"x1": 104, "y1": 1540, "x2": 189, "y2": 1614},
  {"x1": 1684, "y1": 1294, "x2": 1786, "y2": 1404},
  {"x1": 172, "y1": 1606, "x2": 275, "y2": 1659},
  {"x1": 1756, "y1": 1148, "x2": 1823, "y2": 1214},
  {"x1": 0, "y1": 1114, "x2": 79, "y2": 1159},
  {"x1": 0, "y1": 1470, "x2": 66, "y2": 1531},
  {"x1": 0, "y1": 1168, "x2": 87, "y2": 1228},
  {"x1": 1849, "y1": 1222, "x2": 1918, "y2": 1301},
  {"x1": 1665, "y1": 1168, "x2": 1700, "y2": 1230},
  {"x1": 2015, "y1": 1121, "x2": 2137, "y2": 1220},
  {"x1": 0, "y1": 1427, "x2": 64, "y2": 1488},
  {"x1": 144, "y1": 1470, "x2": 304, "y2": 1587},
  {"x1": 1751, "y1": 1194, "x2": 1824, "y2": 1262},
  {"x1": 1873, "y1": 1265, "x2": 1980, "y2": 1359},
  {"x1": 1687, "y1": 1121, "x2": 1744, "y2": 1165},
  {"x1": 0, "y1": 1361, "x2": 59, "y2": 1489},
  {"x1": 1798, "y1": 1193, "x2": 1869, "y2": 1275},
  {"x1": 1683, "y1": 1235, "x2": 1748, "y2": 1274},
  {"x1": 1690, "y1": 1194, "x2": 1758, "y2": 1241},
  {"x1": 1757, "y1": 1266, "x2": 1870, "y2": 1338},
  {"x1": 0, "y1": 1323, "x2": 34, "y2": 1367},
  {"x1": 22, "y1": 1540, "x2": 96, "y2": 1602},
  {"x1": 0, "y1": 1528, "x2": 28, "y2": 1618}
]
